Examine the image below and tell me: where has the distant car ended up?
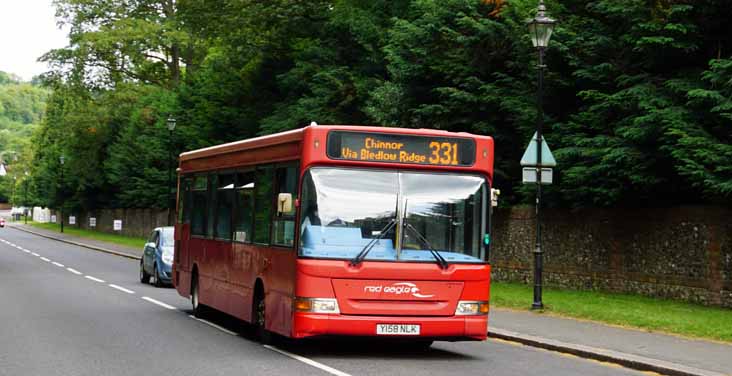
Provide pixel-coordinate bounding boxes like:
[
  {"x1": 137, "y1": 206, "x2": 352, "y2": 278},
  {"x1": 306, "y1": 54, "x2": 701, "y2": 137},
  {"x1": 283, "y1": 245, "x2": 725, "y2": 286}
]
[
  {"x1": 140, "y1": 226, "x2": 174, "y2": 287},
  {"x1": 0, "y1": 218, "x2": 5, "y2": 228}
]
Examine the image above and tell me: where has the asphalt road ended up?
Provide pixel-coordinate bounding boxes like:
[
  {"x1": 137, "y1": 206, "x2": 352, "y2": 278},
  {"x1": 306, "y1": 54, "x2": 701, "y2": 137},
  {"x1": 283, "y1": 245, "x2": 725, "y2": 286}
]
[{"x1": 0, "y1": 228, "x2": 652, "y2": 376}]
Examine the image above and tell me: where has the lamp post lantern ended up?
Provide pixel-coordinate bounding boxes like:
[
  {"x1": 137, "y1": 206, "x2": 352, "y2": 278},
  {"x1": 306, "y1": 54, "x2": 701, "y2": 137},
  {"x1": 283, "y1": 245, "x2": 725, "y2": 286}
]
[
  {"x1": 60, "y1": 155, "x2": 65, "y2": 233},
  {"x1": 167, "y1": 117, "x2": 177, "y2": 225},
  {"x1": 527, "y1": 0, "x2": 556, "y2": 310}
]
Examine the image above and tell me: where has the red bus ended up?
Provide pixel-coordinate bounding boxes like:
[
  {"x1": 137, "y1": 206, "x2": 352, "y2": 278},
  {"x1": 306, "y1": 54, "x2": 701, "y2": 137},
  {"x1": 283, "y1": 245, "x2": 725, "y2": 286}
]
[{"x1": 173, "y1": 124, "x2": 494, "y2": 344}]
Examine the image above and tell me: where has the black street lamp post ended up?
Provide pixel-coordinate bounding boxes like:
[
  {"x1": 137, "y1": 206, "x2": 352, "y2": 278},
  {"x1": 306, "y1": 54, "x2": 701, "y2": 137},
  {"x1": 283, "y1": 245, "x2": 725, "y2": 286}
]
[
  {"x1": 60, "y1": 155, "x2": 65, "y2": 233},
  {"x1": 527, "y1": 0, "x2": 556, "y2": 310},
  {"x1": 167, "y1": 117, "x2": 177, "y2": 225},
  {"x1": 24, "y1": 171, "x2": 29, "y2": 224}
]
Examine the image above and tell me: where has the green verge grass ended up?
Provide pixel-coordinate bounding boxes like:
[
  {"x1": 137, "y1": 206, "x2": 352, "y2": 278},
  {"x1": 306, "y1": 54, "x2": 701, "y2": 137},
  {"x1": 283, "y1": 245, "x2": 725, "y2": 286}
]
[
  {"x1": 27, "y1": 221, "x2": 146, "y2": 250},
  {"x1": 491, "y1": 282, "x2": 732, "y2": 343}
]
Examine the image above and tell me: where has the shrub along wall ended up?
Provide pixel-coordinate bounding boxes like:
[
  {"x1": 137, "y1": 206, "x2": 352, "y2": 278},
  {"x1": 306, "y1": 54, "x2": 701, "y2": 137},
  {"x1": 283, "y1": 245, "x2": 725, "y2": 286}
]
[{"x1": 490, "y1": 206, "x2": 732, "y2": 308}]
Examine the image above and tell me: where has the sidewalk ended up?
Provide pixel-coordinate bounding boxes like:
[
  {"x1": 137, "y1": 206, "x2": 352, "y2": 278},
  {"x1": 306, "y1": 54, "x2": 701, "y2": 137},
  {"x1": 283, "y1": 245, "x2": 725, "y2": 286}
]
[
  {"x1": 489, "y1": 308, "x2": 731, "y2": 376},
  {"x1": 8, "y1": 222, "x2": 141, "y2": 259},
  {"x1": 6, "y1": 221, "x2": 731, "y2": 376}
]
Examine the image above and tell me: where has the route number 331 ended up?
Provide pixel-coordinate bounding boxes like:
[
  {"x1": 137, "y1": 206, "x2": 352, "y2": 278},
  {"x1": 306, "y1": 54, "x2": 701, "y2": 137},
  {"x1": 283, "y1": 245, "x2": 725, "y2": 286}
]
[{"x1": 428, "y1": 142, "x2": 459, "y2": 165}]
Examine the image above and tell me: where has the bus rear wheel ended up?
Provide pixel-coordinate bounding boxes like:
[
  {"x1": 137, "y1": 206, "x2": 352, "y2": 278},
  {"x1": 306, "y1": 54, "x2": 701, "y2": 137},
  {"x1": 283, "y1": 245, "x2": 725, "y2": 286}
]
[{"x1": 191, "y1": 275, "x2": 207, "y2": 318}]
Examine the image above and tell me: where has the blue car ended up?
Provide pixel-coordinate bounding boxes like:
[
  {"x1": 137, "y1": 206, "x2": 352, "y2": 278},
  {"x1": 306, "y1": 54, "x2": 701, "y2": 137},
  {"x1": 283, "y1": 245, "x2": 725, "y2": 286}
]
[{"x1": 140, "y1": 226, "x2": 174, "y2": 287}]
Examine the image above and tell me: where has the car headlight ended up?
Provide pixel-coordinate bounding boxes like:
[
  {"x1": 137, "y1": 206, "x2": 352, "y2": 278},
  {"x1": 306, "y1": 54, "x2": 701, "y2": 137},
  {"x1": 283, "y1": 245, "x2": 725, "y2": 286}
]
[
  {"x1": 162, "y1": 252, "x2": 174, "y2": 264},
  {"x1": 294, "y1": 297, "x2": 340, "y2": 314},
  {"x1": 455, "y1": 301, "x2": 489, "y2": 315}
]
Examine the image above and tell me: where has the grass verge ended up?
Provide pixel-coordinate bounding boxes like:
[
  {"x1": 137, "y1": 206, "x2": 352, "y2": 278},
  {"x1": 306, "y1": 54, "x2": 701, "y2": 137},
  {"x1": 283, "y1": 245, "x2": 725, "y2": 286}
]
[
  {"x1": 491, "y1": 282, "x2": 732, "y2": 343},
  {"x1": 26, "y1": 221, "x2": 146, "y2": 250}
]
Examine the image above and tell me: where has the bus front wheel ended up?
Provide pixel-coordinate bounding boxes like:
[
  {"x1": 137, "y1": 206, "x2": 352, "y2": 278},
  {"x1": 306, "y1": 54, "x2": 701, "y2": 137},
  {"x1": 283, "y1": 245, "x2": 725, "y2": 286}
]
[{"x1": 253, "y1": 289, "x2": 273, "y2": 344}]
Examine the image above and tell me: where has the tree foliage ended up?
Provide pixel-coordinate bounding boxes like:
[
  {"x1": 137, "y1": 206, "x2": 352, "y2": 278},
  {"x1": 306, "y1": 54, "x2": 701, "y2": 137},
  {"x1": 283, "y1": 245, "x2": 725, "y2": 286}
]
[
  {"x1": 0, "y1": 73, "x2": 48, "y2": 204},
  {"x1": 22, "y1": 0, "x2": 732, "y2": 210}
]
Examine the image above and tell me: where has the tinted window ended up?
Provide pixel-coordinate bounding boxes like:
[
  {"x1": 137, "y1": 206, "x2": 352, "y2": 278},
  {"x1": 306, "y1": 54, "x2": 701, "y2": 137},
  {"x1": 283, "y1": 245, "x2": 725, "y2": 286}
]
[
  {"x1": 254, "y1": 166, "x2": 274, "y2": 244},
  {"x1": 215, "y1": 174, "x2": 234, "y2": 240},
  {"x1": 191, "y1": 176, "x2": 207, "y2": 236},
  {"x1": 207, "y1": 174, "x2": 217, "y2": 238},
  {"x1": 234, "y1": 171, "x2": 255, "y2": 243},
  {"x1": 273, "y1": 165, "x2": 298, "y2": 247},
  {"x1": 148, "y1": 231, "x2": 158, "y2": 244},
  {"x1": 178, "y1": 177, "x2": 191, "y2": 224}
]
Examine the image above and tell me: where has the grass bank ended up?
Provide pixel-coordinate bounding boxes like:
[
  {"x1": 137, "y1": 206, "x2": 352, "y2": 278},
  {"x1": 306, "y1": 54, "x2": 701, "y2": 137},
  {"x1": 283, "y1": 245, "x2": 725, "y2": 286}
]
[
  {"x1": 491, "y1": 282, "x2": 732, "y2": 343},
  {"x1": 26, "y1": 221, "x2": 146, "y2": 250}
]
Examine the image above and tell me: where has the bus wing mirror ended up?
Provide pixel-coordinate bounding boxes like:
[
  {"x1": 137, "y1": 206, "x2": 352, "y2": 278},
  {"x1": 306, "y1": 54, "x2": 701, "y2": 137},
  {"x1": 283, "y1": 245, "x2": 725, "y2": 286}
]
[
  {"x1": 277, "y1": 193, "x2": 293, "y2": 215},
  {"x1": 491, "y1": 188, "x2": 500, "y2": 207}
]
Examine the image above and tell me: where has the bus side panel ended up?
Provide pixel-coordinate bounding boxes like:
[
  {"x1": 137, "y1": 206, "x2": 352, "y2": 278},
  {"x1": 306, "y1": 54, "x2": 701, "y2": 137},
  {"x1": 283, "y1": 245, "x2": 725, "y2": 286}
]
[
  {"x1": 188, "y1": 236, "x2": 208, "y2": 301},
  {"x1": 261, "y1": 247, "x2": 298, "y2": 338},
  {"x1": 207, "y1": 238, "x2": 232, "y2": 312},
  {"x1": 228, "y1": 242, "x2": 257, "y2": 323},
  {"x1": 174, "y1": 223, "x2": 192, "y2": 298}
]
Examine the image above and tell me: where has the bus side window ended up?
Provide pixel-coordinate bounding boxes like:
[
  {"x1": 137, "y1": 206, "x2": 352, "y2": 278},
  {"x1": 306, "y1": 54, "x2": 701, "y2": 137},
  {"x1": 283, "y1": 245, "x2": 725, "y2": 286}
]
[
  {"x1": 234, "y1": 171, "x2": 255, "y2": 243},
  {"x1": 273, "y1": 165, "x2": 298, "y2": 247},
  {"x1": 215, "y1": 174, "x2": 235, "y2": 240},
  {"x1": 178, "y1": 177, "x2": 191, "y2": 224},
  {"x1": 207, "y1": 174, "x2": 218, "y2": 238},
  {"x1": 191, "y1": 176, "x2": 208, "y2": 236},
  {"x1": 254, "y1": 166, "x2": 274, "y2": 244}
]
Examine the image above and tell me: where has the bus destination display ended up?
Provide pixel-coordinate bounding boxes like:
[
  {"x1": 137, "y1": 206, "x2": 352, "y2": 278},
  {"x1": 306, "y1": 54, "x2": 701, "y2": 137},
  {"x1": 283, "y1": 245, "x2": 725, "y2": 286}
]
[{"x1": 327, "y1": 131, "x2": 475, "y2": 166}]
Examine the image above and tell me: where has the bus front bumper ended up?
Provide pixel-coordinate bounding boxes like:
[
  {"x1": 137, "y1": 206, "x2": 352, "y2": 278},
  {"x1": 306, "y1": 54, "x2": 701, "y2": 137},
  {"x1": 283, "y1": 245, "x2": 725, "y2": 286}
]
[{"x1": 293, "y1": 313, "x2": 488, "y2": 341}]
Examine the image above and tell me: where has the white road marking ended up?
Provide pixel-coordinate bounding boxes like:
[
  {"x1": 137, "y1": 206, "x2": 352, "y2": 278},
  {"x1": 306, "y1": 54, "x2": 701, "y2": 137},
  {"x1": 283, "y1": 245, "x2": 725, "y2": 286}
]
[
  {"x1": 66, "y1": 267, "x2": 82, "y2": 275},
  {"x1": 85, "y1": 275, "x2": 106, "y2": 283},
  {"x1": 31, "y1": 252, "x2": 39, "y2": 257},
  {"x1": 187, "y1": 315, "x2": 238, "y2": 336},
  {"x1": 40, "y1": 257, "x2": 51, "y2": 262},
  {"x1": 264, "y1": 345, "x2": 353, "y2": 376},
  {"x1": 142, "y1": 296, "x2": 176, "y2": 310},
  {"x1": 52, "y1": 262, "x2": 65, "y2": 267},
  {"x1": 109, "y1": 284, "x2": 135, "y2": 294},
  {"x1": 23, "y1": 250, "x2": 30, "y2": 254}
]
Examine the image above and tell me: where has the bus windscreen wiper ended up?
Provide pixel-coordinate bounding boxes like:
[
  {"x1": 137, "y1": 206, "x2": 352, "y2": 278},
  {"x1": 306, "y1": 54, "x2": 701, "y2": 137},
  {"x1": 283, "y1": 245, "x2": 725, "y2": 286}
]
[
  {"x1": 404, "y1": 223, "x2": 449, "y2": 270},
  {"x1": 350, "y1": 219, "x2": 397, "y2": 267}
]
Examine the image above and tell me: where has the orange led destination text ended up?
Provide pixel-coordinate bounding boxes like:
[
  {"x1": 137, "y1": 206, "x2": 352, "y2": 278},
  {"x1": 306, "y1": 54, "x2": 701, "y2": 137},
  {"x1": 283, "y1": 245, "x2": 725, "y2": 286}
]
[
  {"x1": 341, "y1": 137, "x2": 427, "y2": 163},
  {"x1": 340, "y1": 137, "x2": 459, "y2": 165}
]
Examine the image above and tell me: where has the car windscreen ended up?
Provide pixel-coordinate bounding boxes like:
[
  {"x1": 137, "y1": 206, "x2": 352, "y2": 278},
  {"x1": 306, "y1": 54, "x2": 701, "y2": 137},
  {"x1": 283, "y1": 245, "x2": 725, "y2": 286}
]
[{"x1": 160, "y1": 228, "x2": 174, "y2": 247}]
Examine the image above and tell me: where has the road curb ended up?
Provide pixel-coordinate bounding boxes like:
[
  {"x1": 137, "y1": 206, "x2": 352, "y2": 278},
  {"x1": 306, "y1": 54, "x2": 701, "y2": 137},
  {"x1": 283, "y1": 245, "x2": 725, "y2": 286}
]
[
  {"x1": 488, "y1": 328, "x2": 728, "y2": 376},
  {"x1": 8, "y1": 225, "x2": 140, "y2": 260}
]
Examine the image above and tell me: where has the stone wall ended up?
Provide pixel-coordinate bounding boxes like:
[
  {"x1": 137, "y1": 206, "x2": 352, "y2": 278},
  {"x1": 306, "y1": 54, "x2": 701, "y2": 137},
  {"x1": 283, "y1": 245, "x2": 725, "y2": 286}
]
[
  {"x1": 50, "y1": 205, "x2": 732, "y2": 307},
  {"x1": 490, "y1": 206, "x2": 732, "y2": 308},
  {"x1": 52, "y1": 208, "x2": 170, "y2": 239}
]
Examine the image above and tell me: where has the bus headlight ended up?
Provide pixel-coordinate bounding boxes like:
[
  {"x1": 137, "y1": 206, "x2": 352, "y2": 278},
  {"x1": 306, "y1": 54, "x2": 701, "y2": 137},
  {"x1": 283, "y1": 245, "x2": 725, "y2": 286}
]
[
  {"x1": 294, "y1": 297, "x2": 340, "y2": 314},
  {"x1": 455, "y1": 301, "x2": 489, "y2": 316}
]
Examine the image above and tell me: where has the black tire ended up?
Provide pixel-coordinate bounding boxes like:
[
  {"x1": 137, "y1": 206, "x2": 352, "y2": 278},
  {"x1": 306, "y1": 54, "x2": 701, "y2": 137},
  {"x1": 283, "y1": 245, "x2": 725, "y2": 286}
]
[
  {"x1": 153, "y1": 263, "x2": 164, "y2": 287},
  {"x1": 191, "y1": 275, "x2": 206, "y2": 318},
  {"x1": 139, "y1": 260, "x2": 150, "y2": 284},
  {"x1": 253, "y1": 290, "x2": 274, "y2": 344}
]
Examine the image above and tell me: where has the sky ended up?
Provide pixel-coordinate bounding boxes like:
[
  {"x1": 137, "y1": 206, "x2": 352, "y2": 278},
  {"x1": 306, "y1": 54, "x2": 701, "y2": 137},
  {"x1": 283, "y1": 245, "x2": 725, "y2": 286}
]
[{"x1": 0, "y1": 0, "x2": 68, "y2": 81}]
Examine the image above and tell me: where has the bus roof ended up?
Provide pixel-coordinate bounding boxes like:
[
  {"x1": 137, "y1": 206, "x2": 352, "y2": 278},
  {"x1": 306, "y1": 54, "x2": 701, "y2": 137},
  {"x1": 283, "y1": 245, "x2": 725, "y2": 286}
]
[{"x1": 180, "y1": 125, "x2": 485, "y2": 162}]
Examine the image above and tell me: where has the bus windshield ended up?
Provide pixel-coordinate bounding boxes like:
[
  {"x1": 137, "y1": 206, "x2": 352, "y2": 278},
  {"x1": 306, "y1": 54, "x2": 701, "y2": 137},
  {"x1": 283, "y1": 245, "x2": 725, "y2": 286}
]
[{"x1": 299, "y1": 167, "x2": 486, "y2": 263}]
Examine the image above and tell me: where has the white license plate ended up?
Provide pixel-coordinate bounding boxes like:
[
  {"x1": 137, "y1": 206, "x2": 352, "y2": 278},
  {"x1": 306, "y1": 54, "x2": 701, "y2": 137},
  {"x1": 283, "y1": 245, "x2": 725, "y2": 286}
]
[{"x1": 376, "y1": 324, "x2": 421, "y2": 336}]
